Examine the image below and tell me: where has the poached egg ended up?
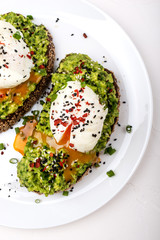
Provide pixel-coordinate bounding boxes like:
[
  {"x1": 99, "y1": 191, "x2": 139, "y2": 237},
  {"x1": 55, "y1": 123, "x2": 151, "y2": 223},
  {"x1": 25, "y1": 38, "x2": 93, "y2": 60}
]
[
  {"x1": 50, "y1": 81, "x2": 108, "y2": 153},
  {"x1": 0, "y1": 20, "x2": 33, "y2": 89}
]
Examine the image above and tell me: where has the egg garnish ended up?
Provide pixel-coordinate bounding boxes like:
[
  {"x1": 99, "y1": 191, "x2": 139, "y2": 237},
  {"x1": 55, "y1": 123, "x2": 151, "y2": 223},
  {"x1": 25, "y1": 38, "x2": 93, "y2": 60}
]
[
  {"x1": 0, "y1": 20, "x2": 33, "y2": 89},
  {"x1": 50, "y1": 80, "x2": 108, "y2": 153}
]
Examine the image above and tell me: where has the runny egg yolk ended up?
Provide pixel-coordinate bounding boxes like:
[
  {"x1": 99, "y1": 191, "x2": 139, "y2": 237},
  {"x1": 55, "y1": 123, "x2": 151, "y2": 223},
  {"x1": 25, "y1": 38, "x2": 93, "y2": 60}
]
[{"x1": 14, "y1": 120, "x2": 98, "y2": 181}]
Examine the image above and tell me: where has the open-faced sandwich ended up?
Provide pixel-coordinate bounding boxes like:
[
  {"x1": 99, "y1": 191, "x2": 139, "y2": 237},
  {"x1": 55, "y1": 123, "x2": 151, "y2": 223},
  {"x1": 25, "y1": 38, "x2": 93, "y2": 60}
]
[
  {"x1": 0, "y1": 12, "x2": 55, "y2": 132},
  {"x1": 16, "y1": 53, "x2": 120, "y2": 196}
]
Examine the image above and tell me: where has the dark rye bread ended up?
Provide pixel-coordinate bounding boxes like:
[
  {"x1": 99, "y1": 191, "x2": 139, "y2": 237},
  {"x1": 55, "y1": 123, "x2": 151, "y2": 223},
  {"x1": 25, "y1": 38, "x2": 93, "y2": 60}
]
[{"x1": 0, "y1": 30, "x2": 55, "y2": 132}]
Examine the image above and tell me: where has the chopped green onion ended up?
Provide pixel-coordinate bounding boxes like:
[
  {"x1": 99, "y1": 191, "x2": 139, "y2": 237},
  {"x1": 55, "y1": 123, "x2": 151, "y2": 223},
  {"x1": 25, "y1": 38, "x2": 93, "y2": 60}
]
[
  {"x1": 106, "y1": 170, "x2": 115, "y2": 177},
  {"x1": 26, "y1": 142, "x2": 31, "y2": 147},
  {"x1": 13, "y1": 31, "x2": 21, "y2": 40},
  {"x1": 63, "y1": 191, "x2": 69, "y2": 196},
  {"x1": 94, "y1": 163, "x2": 100, "y2": 168},
  {"x1": 126, "y1": 125, "x2": 132, "y2": 133},
  {"x1": 15, "y1": 127, "x2": 20, "y2": 134},
  {"x1": 9, "y1": 158, "x2": 18, "y2": 164},
  {"x1": 31, "y1": 110, "x2": 39, "y2": 117},
  {"x1": 35, "y1": 199, "x2": 41, "y2": 204},
  {"x1": 0, "y1": 143, "x2": 4, "y2": 150},
  {"x1": 104, "y1": 146, "x2": 116, "y2": 155},
  {"x1": 40, "y1": 100, "x2": 45, "y2": 105},
  {"x1": 27, "y1": 15, "x2": 33, "y2": 20}
]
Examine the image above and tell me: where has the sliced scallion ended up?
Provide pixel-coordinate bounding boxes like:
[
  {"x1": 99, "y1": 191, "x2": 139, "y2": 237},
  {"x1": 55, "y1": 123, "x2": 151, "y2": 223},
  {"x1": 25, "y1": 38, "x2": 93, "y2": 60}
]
[
  {"x1": 35, "y1": 199, "x2": 41, "y2": 204},
  {"x1": 9, "y1": 158, "x2": 18, "y2": 164},
  {"x1": 106, "y1": 170, "x2": 115, "y2": 177},
  {"x1": 126, "y1": 125, "x2": 132, "y2": 133},
  {"x1": 0, "y1": 143, "x2": 4, "y2": 150},
  {"x1": 63, "y1": 191, "x2": 69, "y2": 196}
]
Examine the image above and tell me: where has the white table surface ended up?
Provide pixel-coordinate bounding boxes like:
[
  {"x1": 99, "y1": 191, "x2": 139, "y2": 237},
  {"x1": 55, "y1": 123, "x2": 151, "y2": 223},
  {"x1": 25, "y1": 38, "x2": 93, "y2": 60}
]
[{"x1": 0, "y1": 0, "x2": 160, "y2": 239}]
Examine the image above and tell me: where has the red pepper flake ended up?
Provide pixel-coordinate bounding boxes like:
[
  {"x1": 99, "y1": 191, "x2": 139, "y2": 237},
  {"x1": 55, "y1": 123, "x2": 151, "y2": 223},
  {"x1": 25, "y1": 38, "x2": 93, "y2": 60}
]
[
  {"x1": 0, "y1": 94, "x2": 4, "y2": 98},
  {"x1": 80, "y1": 95, "x2": 83, "y2": 99},
  {"x1": 82, "y1": 113, "x2": 88, "y2": 118},
  {"x1": 78, "y1": 117, "x2": 85, "y2": 122},
  {"x1": 81, "y1": 87, "x2": 85, "y2": 93},
  {"x1": 75, "y1": 102, "x2": 81, "y2": 107},
  {"x1": 33, "y1": 140, "x2": 38, "y2": 145},
  {"x1": 83, "y1": 33, "x2": 88, "y2": 38},
  {"x1": 66, "y1": 109, "x2": 69, "y2": 113},
  {"x1": 1, "y1": 151, "x2": 4, "y2": 155},
  {"x1": 30, "y1": 162, "x2": 34, "y2": 168},
  {"x1": 109, "y1": 89, "x2": 113, "y2": 93},
  {"x1": 74, "y1": 89, "x2": 79, "y2": 97},
  {"x1": 46, "y1": 97, "x2": 51, "y2": 102},
  {"x1": 81, "y1": 78, "x2": 85, "y2": 82},
  {"x1": 50, "y1": 152, "x2": 54, "y2": 157},
  {"x1": 69, "y1": 143, "x2": 74, "y2": 148},
  {"x1": 19, "y1": 54, "x2": 23, "y2": 58},
  {"x1": 42, "y1": 165, "x2": 48, "y2": 172},
  {"x1": 59, "y1": 162, "x2": 63, "y2": 167},
  {"x1": 73, "y1": 120, "x2": 79, "y2": 125},
  {"x1": 26, "y1": 54, "x2": 31, "y2": 59},
  {"x1": 0, "y1": 41, "x2": 5, "y2": 45},
  {"x1": 30, "y1": 51, "x2": 35, "y2": 55},
  {"x1": 4, "y1": 64, "x2": 8, "y2": 69},
  {"x1": 54, "y1": 118, "x2": 62, "y2": 126},
  {"x1": 86, "y1": 101, "x2": 90, "y2": 105},
  {"x1": 62, "y1": 159, "x2": 65, "y2": 163},
  {"x1": 39, "y1": 65, "x2": 45, "y2": 69},
  {"x1": 61, "y1": 121, "x2": 68, "y2": 127}
]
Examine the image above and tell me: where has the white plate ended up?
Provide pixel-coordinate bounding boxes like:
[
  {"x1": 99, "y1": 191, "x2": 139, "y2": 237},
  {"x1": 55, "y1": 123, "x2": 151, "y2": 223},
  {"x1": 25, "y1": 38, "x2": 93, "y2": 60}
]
[{"x1": 0, "y1": 0, "x2": 153, "y2": 229}]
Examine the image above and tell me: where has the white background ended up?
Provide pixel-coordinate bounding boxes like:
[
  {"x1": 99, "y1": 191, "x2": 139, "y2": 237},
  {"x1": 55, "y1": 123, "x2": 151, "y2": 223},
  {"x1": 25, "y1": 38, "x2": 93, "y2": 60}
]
[{"x1": 0, "y1": 0, "x2": 160, "y2": 239}]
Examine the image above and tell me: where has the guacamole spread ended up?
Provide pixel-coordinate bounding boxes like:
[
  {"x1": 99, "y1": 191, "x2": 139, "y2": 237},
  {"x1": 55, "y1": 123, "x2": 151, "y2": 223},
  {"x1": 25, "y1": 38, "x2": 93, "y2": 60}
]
[
  {"x1": 17, "y1": 53, "x2": 119, "y2": 196},
  {"x1": 0, "y1": 12, "x2": 50, "y2": 119}
]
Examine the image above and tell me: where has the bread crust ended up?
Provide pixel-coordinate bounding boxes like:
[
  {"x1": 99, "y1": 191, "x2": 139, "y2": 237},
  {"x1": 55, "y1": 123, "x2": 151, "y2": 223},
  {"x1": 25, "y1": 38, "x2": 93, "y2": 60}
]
[{"x1": 0, "y1": 29, "x2": 55, "y2": 132}]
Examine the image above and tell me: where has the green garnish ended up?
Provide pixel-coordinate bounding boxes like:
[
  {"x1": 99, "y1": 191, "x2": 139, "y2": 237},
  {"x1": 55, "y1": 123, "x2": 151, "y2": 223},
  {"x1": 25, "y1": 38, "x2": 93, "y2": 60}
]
[
  {"x1": 0, "y1": 143, "x2": 4, "y2": 150},
  {"x1": 13, "y1": 31, "x2": 21, "y2": 40},
  {"x1": 27, "y1": 15, "x2": 33, "y2": 20},
  {"x1": 35, "y1": 199, "x2": 41, "y2": 203},
  {"x1": 63, "y1": 191, "x2": 69, "y2": 196},
  {"x1": 40, "y1": 100, "x2": 45, "y2": 105},
  {"x1": 94, "y1": 163, "x2": 100, "y2": 168},
  {"x1": 126, "y1": 125, "x2": 132, "y2": 133},
  {"x1": 104, "y1": 146, "x2": 116, "y2": 155},
  {"x1": 31, "y1": 110, "x2": 40, "y2": 117},
  {"x1": 9, "y1": 158, "x2": 18, "y2": 164},
  {"x1": 15, "y1": 127, "x2": 20, "y2": 134},
  {"x1": 106, "y1": 170, "x2": 115, "y2": 177},
  {"x1": 22, "y1": 115, "x2": 34, "y2": 125}
]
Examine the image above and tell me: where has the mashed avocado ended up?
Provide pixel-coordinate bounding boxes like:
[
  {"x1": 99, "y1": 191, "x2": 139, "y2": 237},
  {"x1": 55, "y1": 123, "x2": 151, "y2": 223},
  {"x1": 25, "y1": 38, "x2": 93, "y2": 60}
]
[
  {"x1": 0, "y1": 12, "x2": 49, "y2": 119},
  {"x1": 17, "y1": 53, "x2": 119, "y2": 196}
]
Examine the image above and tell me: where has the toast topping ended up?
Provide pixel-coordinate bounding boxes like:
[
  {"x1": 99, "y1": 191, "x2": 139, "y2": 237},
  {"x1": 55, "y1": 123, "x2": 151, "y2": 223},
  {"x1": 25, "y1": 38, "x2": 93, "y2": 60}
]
[
  {"x1": 0, "y1": 20, "x2": 33, "y2": 89},
  {"x1": 50, "y1": 80, "x2": 108, "y2": 153}
]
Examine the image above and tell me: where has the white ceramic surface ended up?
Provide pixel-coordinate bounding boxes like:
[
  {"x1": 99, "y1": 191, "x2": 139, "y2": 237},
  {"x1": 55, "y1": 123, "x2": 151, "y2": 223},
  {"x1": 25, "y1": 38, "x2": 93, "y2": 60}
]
[{"x1": 0, "y1": 0, "x2": 153, "y2": 229}]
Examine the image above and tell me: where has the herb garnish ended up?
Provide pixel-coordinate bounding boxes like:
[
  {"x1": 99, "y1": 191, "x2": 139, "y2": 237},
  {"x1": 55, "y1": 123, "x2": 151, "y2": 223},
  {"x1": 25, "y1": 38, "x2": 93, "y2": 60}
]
[
  {"x1": 106, "y1": 170, "x2": 115, "y2": 177},
  {"x1": 126, "y1": 125, "x2": 132, "y2": 133},
  {"x1": 0, "y1": 143, "x2": 4, "y2": 150},
  {"x1": 104, "y1": 146, "x2": 116, "y2": 155},
  {"x1": 13, "y1": 31, "x2": 21, "y2": 40}
]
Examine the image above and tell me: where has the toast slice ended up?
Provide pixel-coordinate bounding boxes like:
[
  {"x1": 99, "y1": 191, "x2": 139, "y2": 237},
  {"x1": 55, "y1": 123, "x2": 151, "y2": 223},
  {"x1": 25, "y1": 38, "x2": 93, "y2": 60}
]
[
  {"x1": 0, "y1": 12, "x2": 55, "y2": 132},
  {"x1": 17, "y1": 53, "x2": 120, "y2": 196}
]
